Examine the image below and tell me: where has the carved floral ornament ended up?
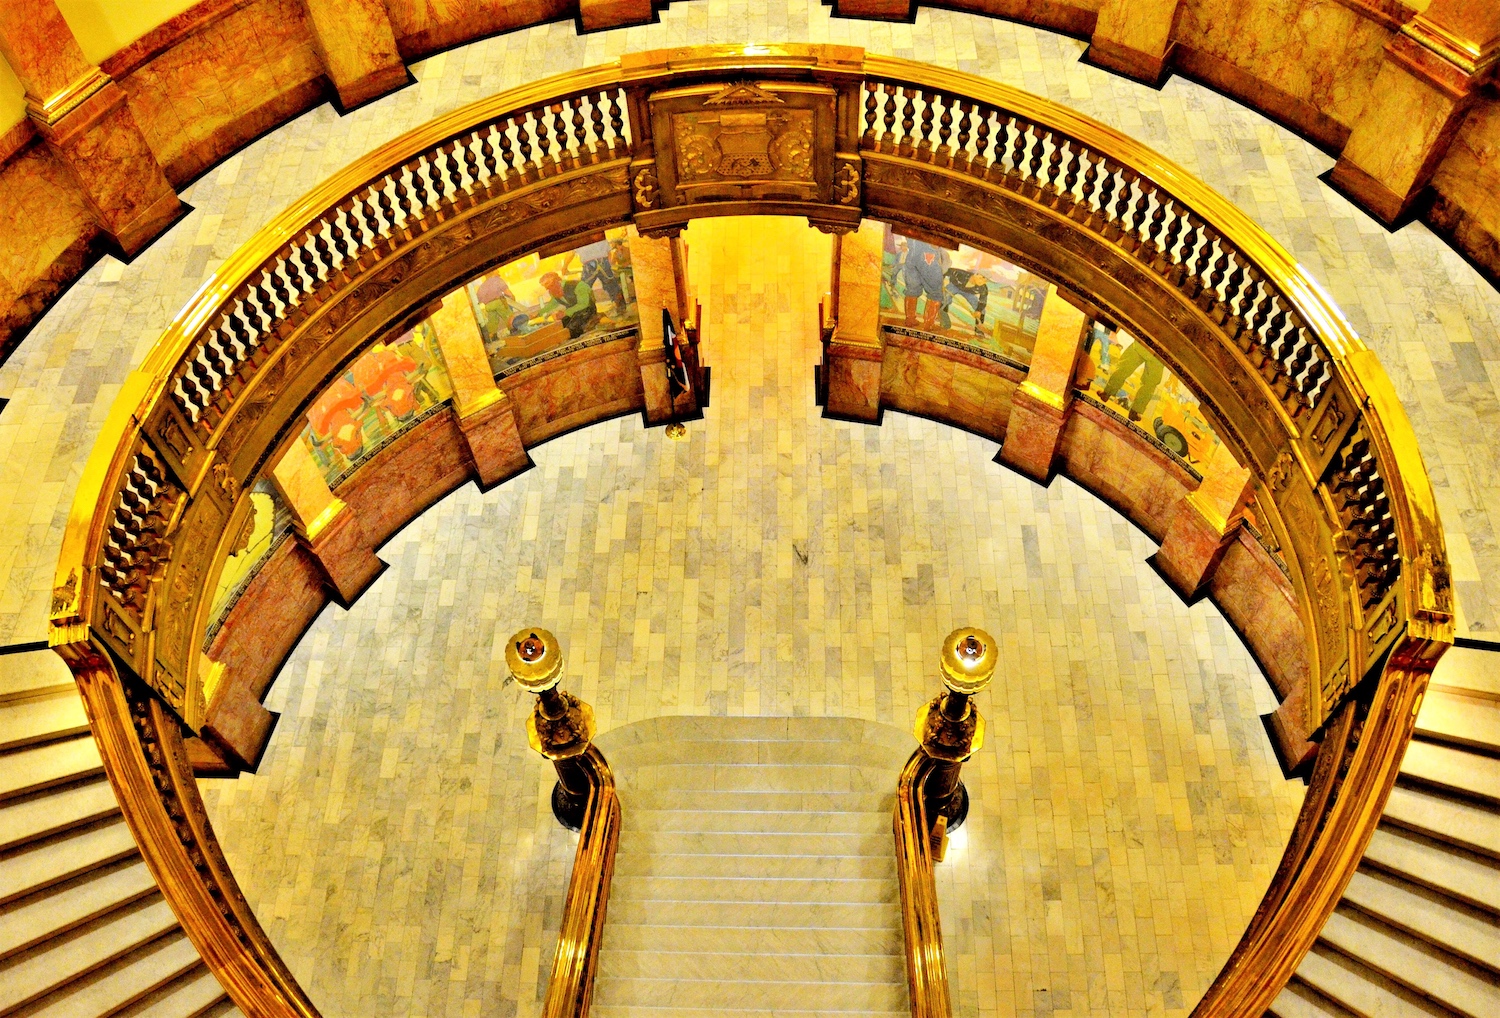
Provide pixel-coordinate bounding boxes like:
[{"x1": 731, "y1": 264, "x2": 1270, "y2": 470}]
[{"x1": 47, "y1": 47, "x2": 1450, "y2": 1018}]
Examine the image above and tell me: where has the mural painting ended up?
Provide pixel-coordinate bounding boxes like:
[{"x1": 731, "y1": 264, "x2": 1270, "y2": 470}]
[
  {"x1": 878, "y1": 223, "x2": 1048, "y2": 367},
  {"x1": 205, "y1": 480, "x2": 292, "y2": 644},
  {"x1": 300, "y1": 322, "x2": 454, "y2": 487},
  {"x1": 467, "y1": 228, "x2": 639, "y2": 378},
  {"x1": 1075, "y1": 322, "x2": 1222, "y2": 470}
]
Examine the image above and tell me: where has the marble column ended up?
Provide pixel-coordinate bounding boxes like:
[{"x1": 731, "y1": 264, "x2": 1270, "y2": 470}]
[
  {"x1": 830, "y1": 0, "x2": 912, "y2": 19},
  {"x1": 1330, "y1": 0, "x2": 1500, "y2": 222},
  {"x1": 0, "y1": 0, "x2": 180, "y2": 256},
  {"x1": 428, "y1": 291, "x2": 531, "y2": 485},
  {"x1": 303, "y1": 0, "x2": 408, "y2": 110},
  {"x1": 577, "y1": 0, "x2": 657, "y2": 32},
  {"x1": 270, "y1": 438, "x2": 382, "y2": 606},
  {"x1": 997, "y1": 286, "x2": 1088, "y2": 481},
  {"x1": 1090, "y1": 0, "x2": 1182, "y2": 84},
  {"x1": 1149, "y1": 440, "x2": 1254, "y2": 601},
  {"x1": 823, "y1": 220, "x2": 885, "y2": 423},
  {"x1": 631, "y1": 228, "x2": 699, "y2": 424}
]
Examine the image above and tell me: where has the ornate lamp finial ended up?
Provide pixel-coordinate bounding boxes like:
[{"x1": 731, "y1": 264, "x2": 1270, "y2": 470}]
[
  {"x1": 939, "y1": 627, "x2": 996, "y2": 696},
  {"x1": 506, "y1": 628, "x2": 563, "y2": 692}
]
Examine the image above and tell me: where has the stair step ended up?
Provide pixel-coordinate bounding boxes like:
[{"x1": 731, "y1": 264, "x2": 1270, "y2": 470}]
[
  {"x1": 625, "y1": 808, "x2": 887, "y2": 835},
  {"x1": 1384, "y1": 785, "x2": 1500, "y2": 861},
  {"x1": 0, "y1": 650, "x2": 74, "y2": 706},
  {"x1": 1416, "y1": 688, "x2": 1500, "y2": 756},
  {"x1": 0, "y1": 692, "x2": 89, "y2": 752},
  {"x1": 1430, "y1": 648, "x2": 1500, "y2": 700},
  {"x1": 609, "y1": 874, "x2": 897, "y2": 905},
  {"x1": 592, "y1": 1008, "x2": 908, "y2": 1018},
  {"x1": 622, "y1": 762, "x2": 893, "y2": 794},
  {"x1": 622, "y1": 789, "x2": 893, "y2": 814},
  {"x1": 22, "y1": 931, "x2": 202, "y2": 1018},
  {"x1": 0, "y1": 859, "x2": 160, "y2": 961},
  {"x1": 1268, "y1": 978, "x2": 1358, "y2": 1018},
  {"x1": 618, "y1": 829, "x2": 890, "y2": 858},
  {"x1": 1363, "y1": 826, "x2": 1500, "y2": 918},
  {"x1": 609, "y1": 739, "x2": 911, "y2": 769},
  {"x1": 598, "y1": 948, "x2": 904, "y2": 983},
  {"x1": 1341, "y1": 868, "x2": 1500, "y2": 975},
  {"x1": 1400, "y1": 741, "x2": 1500, "y2": 807},
  {"x1": 1296, "y1": 944, "x2": 1444, "y2": 1018},
  {"x1": 0, "y1": 818, "x2": 138, "y2": 906},
  {"x1": 113, "y1": 964, "x2": 226, "y2": 1018},
  {"x1": 0, "y1": 777, "x2": 118, "y2": 853},
  {"x1": 613, "y1": 851, "x2": 894, "y2": 880},
  {"x1": 607, "y1": 898, "x2": 899, "y2": 930},
  {"x1": 592, "y1": 976, "x2": 908, "y2": 1010},
  {"x1": 602, "y1": 923, "x2": 901, "y2": 956},
  {"x1": 0, "y1": 897, "x2": 180, "y2": 1013},
  {"x1": 0, "y1": 736, "x2": 103, "y2": 803},
  {"x1": 1320, "y1": 908, "x2": 1500, "y2": 1018}
]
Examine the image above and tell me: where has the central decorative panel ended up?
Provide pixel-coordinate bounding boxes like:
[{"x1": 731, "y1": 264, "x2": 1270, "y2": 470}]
[{"x1": 652, "y1": 82, "x2": 836, "y2": 205}]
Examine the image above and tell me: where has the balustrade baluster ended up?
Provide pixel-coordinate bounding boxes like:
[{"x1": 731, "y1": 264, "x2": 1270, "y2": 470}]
[
  {"x1": 443, "y1": 140, "x2": 465, "y2": 199},
  {"x1": 516, "y1": 113, "x2": 536, "y2": 178},
  {"x1": 267, "y1": 260, "x2": 291, "y2": 311},
  {"x1": 1142, "y1": 198, "x2": 1169, "y2": 269},
  {"x1": 460, "y1": 133, "x2": 482, "y2": 191},
  {"x1": 1044, "y1": 144, "x2": 1064, "y2": 205},
  {"x1": 310, "y1": 225, "x2": 334, "y2": 281},
  {"x1": 1071, "y1": 154, "x2": 1098, "y2": 223},
  {"x1": 495, "y1": 122, "x2": 517, "y2": 186},
  {"x1": 917, "y1": 90, "x2": 937, "y2": 159},
  {"x1": 571, "y1": 98, "x2": 588, "y2": 164},
  {"x1": 541, "y1": 103, "x2": 563, "y2": 172},
  {"x1": 936, "y1": 96, "x2": 953, "y2": 164},
  {"x1": 409, "y1": 158, "x2": 430, "y2": 219},
  {"x1": 972, "y1": 106, "x2": 992, "y2": 177},
  {"x1": 585, "y1": 96, "x2": 605, "y2": 161},
  {"x1": 952, "y1": 101, "x2": 973, "y2": 170},
  {"x1": 374, "y1": 181, "x2": 397, "y2": 237},
  {"x1": 1112, "y1": 170, "x2": 1138, "y2": 245},
  {"x1": 1026, "y1": 129, "x2": 1047, "y2": 194},
  {"x1": 605, "y1": 90, "x2": 625, "y2": 152},
  {"x1": 881, "y1": 84, "x2": 898, "y2": 152},
  {"x1": 862, "y1": 85, "x2": 879, "y2": 147},
  {"x1": 1198, "y1": 242, "x2": 1230, "y2": 311},
  {"x1": 1088, "y1": 162, "x2": 1116, "y2": 231},
  {"x1": 1215, "y1": 257, "x2": 1247, "y2": 325},
  {"x1": 332, "y1": 205, "x2": 357, "y2": 266},
  {"x1": 1007, "y1": 117, "x2": 1029, "y2": 186},
  {"x1": 899, "y1": 88, "x2": 917, "y2": 158}
]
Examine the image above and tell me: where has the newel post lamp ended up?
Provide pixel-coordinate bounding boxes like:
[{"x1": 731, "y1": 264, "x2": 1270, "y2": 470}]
[
  {"x1": 914, "y1": 627, "x2": 997, "y2": 858},
  {"x1": 506, "y1": 627, "x2": 596, "y2": 831}
]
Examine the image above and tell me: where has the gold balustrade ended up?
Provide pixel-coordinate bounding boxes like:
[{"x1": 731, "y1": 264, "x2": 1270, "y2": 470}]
[{"x1": 49, "y1": 44, "x2": 1450, "y2": 1017}]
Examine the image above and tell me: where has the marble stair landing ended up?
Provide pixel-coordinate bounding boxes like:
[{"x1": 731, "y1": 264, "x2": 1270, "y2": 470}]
[{"x1": 590, "y1": 716, "x2": 915, "y2": 1017}]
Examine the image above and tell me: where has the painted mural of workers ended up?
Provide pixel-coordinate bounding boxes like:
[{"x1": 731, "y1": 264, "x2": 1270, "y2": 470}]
[
  {"x1": 942, "y1": 267, "x2": 990, "y2": 336},
  {"x1": 539, "y1": 271, "x2": 601, "y2": 339},
  {"x1": 1097, "y1": 333, "x2": 1164, "y2": 422},
  {"x1": 574, "y1": 238, "x2": 629, "y2": 316},
  {"x1": 902, "y1": 239, "x2": 950, "y2": 331}
]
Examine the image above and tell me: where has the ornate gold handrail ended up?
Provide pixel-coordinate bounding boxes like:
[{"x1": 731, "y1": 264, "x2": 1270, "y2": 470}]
[
  {"x1": 894, "y1": 751, "x2": 951, "y2": 1017},
  {"x1": 543, "y1": 746, "x2": 621, "y2": 1018},
  {"x1": 49, "y1": 44, "x2": 1451, "y2": 1018}
]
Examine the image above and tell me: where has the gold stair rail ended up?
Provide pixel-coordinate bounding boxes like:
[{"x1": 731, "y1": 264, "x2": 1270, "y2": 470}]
[
  {"x1": 506, "y1": 629, "x2": 622, "y2": 1018},
  {"x1": 49, "y1": 44, "x2": 1450, "y2": 1017},
  {"x1": 894, "y1": 751, "x2": 952, "y2": 1018},
  {"x1": 893, "y1": 627, "x2": 998, "y2": 1017}
]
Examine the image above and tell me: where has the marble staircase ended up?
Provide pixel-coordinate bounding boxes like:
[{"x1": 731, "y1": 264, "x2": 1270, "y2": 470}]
[
  {"x1": 1269, "y1": 647, "x2": 1500, "y2": 1018},
  {"x1": 0, "y1": 649, "x2": 238, "y2": 1018},
  {"x1": 590, "y1": 716, "x2": 914, "y2": 1018}
]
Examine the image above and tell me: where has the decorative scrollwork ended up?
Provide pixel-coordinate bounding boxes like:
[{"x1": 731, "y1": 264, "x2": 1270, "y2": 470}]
[
  {"x1": 632, "y1": 165, "x2": 660, "y2": 210},
  {"x1": 834, "y1": 161, "x2": 861, "y2": 205}
]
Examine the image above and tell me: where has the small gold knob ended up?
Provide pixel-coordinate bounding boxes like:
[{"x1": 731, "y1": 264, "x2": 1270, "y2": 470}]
[
  {"x1": 505, "y1": 627, "x2": 563, "y2": 692},
  {"x1": 939, "y1": 627, "x2": 996, "y2": 695}
]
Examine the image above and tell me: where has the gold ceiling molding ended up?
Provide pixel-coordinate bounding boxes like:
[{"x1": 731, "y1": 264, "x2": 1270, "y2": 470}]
[{"x1": 49, "y1": 44, "x2": 1450, "y2": 1017}]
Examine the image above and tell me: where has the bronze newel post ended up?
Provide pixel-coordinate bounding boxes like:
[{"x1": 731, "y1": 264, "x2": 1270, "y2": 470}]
[
  {"x1": 914, "y1": 627, "x2": 997, "y2": 861},
  {"x1": 506, "y1": 627, "x2": 596, "y2": 831}
]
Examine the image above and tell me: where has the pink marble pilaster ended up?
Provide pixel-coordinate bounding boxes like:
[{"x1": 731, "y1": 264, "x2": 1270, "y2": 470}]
[
  {"x1": 304, "y1": 0, "x2": 407, "y2": 109},
  {"x1": 271, "y1": 440, "x2": 382, "y2": 605},
  {"x1": 1331, "y1": 0, "x2": 1500, "y2": 221},
  {"x1": 577, "y1": 0, "x2": 656, "y2": 32},
  {"x1": 999, "y1": 285, "x2": 1088, "y2": 481},
  {"x1": 0, "y1": 0, "x2": 181, "y2": 256},
  {"x1": 429, "y1": 290, "x2": 532, "y2": 483},
  {"x1": 1091, "y1": 0, "x2": 1182, "y2": 84},
  {"x1": 632, "y1": 228, "x2": 698, "y2": 423},
  {"x1": 1150, "y1": 442, "x2": 1254, "y2": 600},
  {"x1": 824, "y1": 220, "x2": 885, "y2": 423}
]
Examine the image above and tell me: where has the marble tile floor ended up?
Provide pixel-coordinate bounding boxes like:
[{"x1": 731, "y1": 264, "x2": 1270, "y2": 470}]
[
  {"x1": 197, "y1": 216, "x2": 1305, "y2": 1018},
  {"x1": 2, "y1": 1, "x2": 1499, "y2": 649}
]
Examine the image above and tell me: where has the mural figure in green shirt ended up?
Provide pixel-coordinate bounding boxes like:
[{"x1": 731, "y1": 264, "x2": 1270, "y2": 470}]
[{"x1": 539, "y1": 271, "x2": 601, "y2": 339}]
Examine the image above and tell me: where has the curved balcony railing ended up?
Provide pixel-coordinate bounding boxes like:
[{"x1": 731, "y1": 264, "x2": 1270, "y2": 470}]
[{"x1": 50, "y1": 44, "x2": 1451, "y2": 1017}]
